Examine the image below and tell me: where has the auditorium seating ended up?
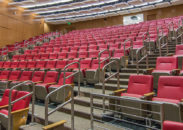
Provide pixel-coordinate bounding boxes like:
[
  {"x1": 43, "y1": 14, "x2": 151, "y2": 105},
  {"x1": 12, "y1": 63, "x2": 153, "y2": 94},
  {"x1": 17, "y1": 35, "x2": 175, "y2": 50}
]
[
  {"x1": 163, "y1": 121, "x2": 183, "y2": 130},
  {"x1": 0, "y1": 89, "x2": 17, "y2": 107}
]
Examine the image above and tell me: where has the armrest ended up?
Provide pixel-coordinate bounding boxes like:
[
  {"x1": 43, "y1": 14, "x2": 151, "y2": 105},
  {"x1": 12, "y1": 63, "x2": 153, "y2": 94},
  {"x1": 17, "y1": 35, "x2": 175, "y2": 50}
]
[
  {"x1": 0, "y1": 105, "x2": 8, "y2": 109},
  {"x1": 42, "y1": 120, "x2": 66, "y2": 130},
  {"x1": 113, "y1": 89, "x2": 126, "y2": 96},
  {"x1": 167, "y1": 53, "x2": 174, "y2": 56},
  {"x1": 47, "y1": 82, "x2": 57, "y2": 85},
  {"x1": 34, "y1": 81, "x2": 43, "y2": 84},
  {"x1": 8, "y1": 80, "x2": 18, "y2": 82},
  {"x1": 143, "y1": 68, "x2": 154, "y2": 75},
  {"x1": 141, "y1": 92, "x2": 155, "y2": 100},
  {"x1": 11, "y1": 108, "x2": 29, "y2": 115},
  {"x1": 171, "y1": 69, "x2": 181, "y2": 75}
]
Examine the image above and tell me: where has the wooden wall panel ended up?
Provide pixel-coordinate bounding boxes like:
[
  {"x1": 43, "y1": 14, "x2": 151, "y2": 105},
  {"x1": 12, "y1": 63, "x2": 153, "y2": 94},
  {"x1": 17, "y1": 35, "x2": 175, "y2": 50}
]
[
  {"x1": 45, "y1": 4, "x2": 183, "y2": 33},
  {"x1": 0, "y1": 1, "x2": 44, "y2": 48}
]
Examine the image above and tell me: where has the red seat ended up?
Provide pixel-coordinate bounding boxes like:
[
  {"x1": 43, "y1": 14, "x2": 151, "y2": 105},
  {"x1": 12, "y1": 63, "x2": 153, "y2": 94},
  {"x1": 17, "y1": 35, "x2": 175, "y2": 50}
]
[
  {"x1": 12, "y1": 55, "x2": 19, "y2": 61},
  {"x1": 33, "y1": 54, "x2": 41, "y2": 60},
  {"x1": 175, "y1": 45, "x2": 183, "y2": 56},
  {"x1": 19, "y1": 55, "x2": 26, "y2": 61},
  {"x1": 55, "y1": 60, "x2": 67, "y2": 70},
  {"x1": 62, "y1": 47, "x2": 70, "y2": 52},
  {"x1": 90, "y1": 59, "x2": 105, "y2": 70},
  {"x1": 78, "y1": 51, "x2": 88, "y2": 59},
  {"x1": 3, "y1": 61, "x2": 11, "y2": 69},
  {"x1": 67, "y1": 60, "x2": 79, "y2": 69},
  {"x1": 53, "y1": 48, "x2": 61, "y2": 53},
  {"x1": 25, "y1": 54, "x2": 34, "y2": 61},
  {"x1": 32, "y1": 71, "x2": 45, "y2": 83},
  {"x1": 24, "y1": 50, "x2": 31, "y2": 55},
  {"x1": 35, "y1": 71, "x2": 58, "y2": 100},
  {"x1": 27, "y1": 61, "x2": 36, "y2": 69},
  {"x1": 35, "y1": 61, "x2": 47, "y2": 69},
  {"x1": 67, "y1": 52, "x2": 78, "y2": 59},
  {"x1": 0, "y1": 61, "x2": 4, "y2": 68},
  {"x1": 112, "y1": 49, "x2": 125, "y2": 58},
  {"x1": 163, "y1": 121, "x2": 183, "y2": 130},
  {"x1": 49, "y1": 53, "x2": 58, "y2": 60},
  {"x1": 0, "y1": 71, "x2": 10, "y2": 81},
  {"x1": 45, "y1": 60, "x2": 57, "y2": 69},
  {"x1": 88, "y1": 51, "x2": 99, "y2": 59},
  {"x1": 88, "y1": 45, "x2": 98, "y2": 51},
  {"x1": 79, "y1": 46, "x2": 88, "y2": 51},
  {"x1": 99, "y1": 44, "x2": 108, "y2": 50},
  {"x1": 18, "y1": 61, "x2": 27, "y2": 69},
  {"x1": 58, "y1": 52, "x2": 67, "y2": 59},
  {"x1": 40, "y1": 54, "x2": 49, "y2": 60},
  {"x1": 8, "y1": 71, "x2": 21, "y2": 81},
  {"x1": 0, "y1": 89, "x2": 17, "y2": 106},
  {"x1": 10, "y1": 61, "x2": 19, "y2": 69}
]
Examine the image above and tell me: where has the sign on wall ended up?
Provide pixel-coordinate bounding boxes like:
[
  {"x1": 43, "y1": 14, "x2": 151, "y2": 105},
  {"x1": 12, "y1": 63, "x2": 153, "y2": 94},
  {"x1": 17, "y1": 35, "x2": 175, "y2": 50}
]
[{"x1": 123, "y1": 13, "x2": 144, "y2": 25}]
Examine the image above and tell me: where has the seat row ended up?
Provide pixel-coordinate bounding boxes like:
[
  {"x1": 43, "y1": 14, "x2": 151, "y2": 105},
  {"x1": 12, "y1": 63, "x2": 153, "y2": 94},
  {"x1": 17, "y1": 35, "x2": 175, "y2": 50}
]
[
  {"x1": 0, "y1": 70, "x2": 74, "y2": 103},
  {"x1": 113, "y1": 75, "x2": 183, "y2": 123}
]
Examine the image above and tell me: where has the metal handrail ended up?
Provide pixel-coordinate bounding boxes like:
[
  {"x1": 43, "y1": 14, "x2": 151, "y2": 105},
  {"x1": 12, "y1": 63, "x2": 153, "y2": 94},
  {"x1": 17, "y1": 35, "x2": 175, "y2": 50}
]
[
  {"x1": 8, "y1": 81, "x2": 35, "y2": 130},
  {"x1": 158, "y1": 35, "x2": 169, "y2": 56},
  {"x1": 63, "y1": 61, "x2": 81, "y2": 96},
  {"x1": 136, "y1": 46, "x2": 149, "y2": 74},
  {"x1": 168, "y1": 21, "x2": 174, "y2": 32},
  {"x1": 90, "y1": 93, "x2": 165, "y2": 130},
  {"x1": 176, "y1": 32, "x2": 183, "y2": 44},
  {"x1": 98, "y1": 49, "x2": 111, "y2": 83},
  {"x1": 45, "y1": 84, "x2": 74, "y2": 130},
  {"x1": 157, "y1": 26, "x2": 164, "y2": 37},
  {"x1": 123, "y1": 39, "x2": 134, "y2": 65},
  {"x1": 101, "y1": 60, "x2": 120, "y2": 112}
]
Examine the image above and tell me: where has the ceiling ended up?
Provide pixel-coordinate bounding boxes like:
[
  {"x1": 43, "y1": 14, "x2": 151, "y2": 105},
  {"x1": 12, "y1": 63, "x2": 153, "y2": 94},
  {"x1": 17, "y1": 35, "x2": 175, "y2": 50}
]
[{"x1": 7, "y1": 0, "x2": 183, "y2": 24}]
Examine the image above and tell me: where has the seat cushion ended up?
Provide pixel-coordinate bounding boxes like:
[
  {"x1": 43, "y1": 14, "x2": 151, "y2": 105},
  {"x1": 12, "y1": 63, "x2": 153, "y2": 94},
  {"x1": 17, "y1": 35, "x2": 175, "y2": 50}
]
[
  {"x1": 152, "y1": 97, "x2": 180, "y2": 104},
  {"x1": 0, "y1": 109, "x2": 8, "y2": 116},
  {"x1": 152, "y1": 70, "x2": 171, "y2": 74}
]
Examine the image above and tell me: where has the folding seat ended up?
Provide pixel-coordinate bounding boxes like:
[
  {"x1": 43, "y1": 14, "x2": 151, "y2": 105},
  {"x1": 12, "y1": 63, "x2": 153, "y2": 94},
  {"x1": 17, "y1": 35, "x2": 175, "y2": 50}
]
[
  {"x1": 6, "y1": 70, "x2": 21, "y2": 88},
  {"x1": 44, "y1": 60, "x2": 57, "y2": 70},
  {"x1": 26, "y1": 61, "x2": 36, "y2": 70},
  {"x1": 163, "y1": 121, "x2": 183, "y2": 130},
  {"x1": 88, "y1": 50, "x2": 99, "y2": 59},
  {"x1": 147, "y1": 57, "x2": 178, "y2": 89},
  {"x1": 35, "y1": 60, "x2": 47, "y2": 70},
  {"x1": 35, "y1": 71, "x2": 58, "y2": 100},
  {"x1": 62, "y1": 47, "x2": 70, "y2": 52},
  {"x1": 171, "y1": 45, "x2": 183, "y2": 69},
  {"x1": 24, "y1": 50, "x2": 31, "y2": 55},
  {"x1": 45, "y1": 48, "x2": 53, "y2": 53},
  {"x1": 109, "y1": 44, "x2": 119, "y2": 50},
  {"x1": 67, "y1": 52, "x2": 78, "y2": 59},
  {"x1": 19, "y1": 55, "x2": 26, "y2": 61},
  {"x1": 31, "y1": 50, "x2": 38, "y2": 55},
  {"x1": 0, "y1": 71, "x2": 11, "y2": 91},
  {"x1": 100, "y1": 50, "x2": 112, "y2": 59},
  {"x1": 77, "y1": 51, "x2": 88, "y2": 59},
  {"x1": 0, "y1": 89, "x2": 17, "y2": 106},
  {"x1": 0, "y1": 91, "x2": 31, "y2": 130},
  {"x1": 0, "y1": 61, "x2": 4, "y2": 68},
  {"x1": 48, "y1": 72, "x2": 74, "y2": 103},
  {"x1": 88, "y1": 45, "x2": 98, "y2": 51},
  {"x1": 79, "y1": 46, "x2": 88, "y2": 51},
  {"x1": 40, "y1": 48, "x2": 45, "y2": 54},
  {"x1": 150, "y1": 76, "x2": 183, "y2": 122},
  {"x1": 18, "y1": 61, "x2": 27, "y2": 70},
  {"x1": 9, "y1": 71, "x2": 32, "y2": 89},
  {"x1": 58, "y1": 52, "x2": 67, "y2": 59},
  {"x1": 53, "y1": 48, "x2": 61, "y2": 53},
  {"x1": 111, "y1": 75, "x2": 153, "y2": 119},
  {"x1": 72, "y1": 47, "x2": 78, "y2": 52},
  {"x1": 12, "y1": 55, "x2": 19, "y2": 61},
  {"x1": 49, "y1": 53, "x2": 58, "y2": 60},
  {"x1": 40, "y1": 53, "x2": 49, "y2": 60},
  {"x1": 67, "y1": 60, "x2": 79, "y2": 70},
  {"x1": 9, "y1": 61, "x2": 19, "y2": 70},
  {"x1": 2, "y1": 61, "x2": 11, "y2": 69},
  {"x1": 98, "y1": 44, "x2": 108, "y2": 51},
  {"x1": 33, "y1": 54, "x2": 41, "y2": 60},
  {"x1": 55, "y1": 60, "x2": 68, "y2": 70},
  {"x1": 25, "y1": 54, "x2": 34, "y2": 61},
  {"x1": 85, "y1": 59, "x2": 105, "y2": 84}
]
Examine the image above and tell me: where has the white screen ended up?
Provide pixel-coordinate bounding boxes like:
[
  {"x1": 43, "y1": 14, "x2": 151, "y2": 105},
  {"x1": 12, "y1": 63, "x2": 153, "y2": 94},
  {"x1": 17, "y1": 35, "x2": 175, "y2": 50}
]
[{"x1": 123, "y1": 13, "x2": 144, "y2": 25}]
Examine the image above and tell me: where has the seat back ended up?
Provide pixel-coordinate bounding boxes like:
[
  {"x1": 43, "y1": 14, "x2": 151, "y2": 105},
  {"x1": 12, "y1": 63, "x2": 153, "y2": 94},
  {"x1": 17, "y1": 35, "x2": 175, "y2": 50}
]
[
  {"x1": 9, "y1": 71, "x2": 21, "y2": 81},
  {"x1": 163, "y1": 121, "x2": 183, "y2": 130},
  {"x1": 0, "y1": 71, "x2": 10, "y2": 80},
  {"x1": 55, "y1": 60, "x2": 67, "y2": 69},
  {"x1": 157, "y1": 76, "x2": 183, "y2": 100},
  {"x1": 127, "y1": 75, "x2": 153, "y2": 95},
  {"x1": 19, "y1": 55, "x2": 26, "y2": 61},
  {"x1": 3, "y1": 61, "x2": 11, "y2": 68},
  {"x1": 10, "y1": 61, "x2": 19, "y2": 68},
  {"x1": 19, "y1": 71, "x2": 32, "y2": 81},
  {"x1": 89, "y1": 51, "x2": 99, "y2": 58},
  {"x1": 67, "y1": 60, "x2": 79, "y2": 69},
  {"x1": 49, "y1": 53, "x2": 58, "y2": 59},
  {"x1": 12, "y1": 55, "x2": 19, "y2": 61},
  {"x1": 113, "y1": 49, "x2": 124, "y2": 58},
  {"x1": 175, "y1": 45, "x2": 183, "y2": 55},
  {"x1": 80, "y1": 60, "x2": 91, "y2": 69},
  {"x1": 32, "y1": 71, "x2": 45, "y2": 82},
  {"x1": 44, "y1": 71, "x2": 58, "y2": 84},
  {"x1": 78, "y1": 51, "x2": 88, "y2": 59},
  {"x1": 58, "y1": 52, "x2": 67, "y2": 59},
  {"x1": 45, "y1": 60, "x2": 56, "y2": 69},
  {"x1": 58, "y1": 72, "x2": 74, "y2": 85},
  {"x1": 36, "y1": 61, "x2": 47, "y2": 69},
  {"x1": 156, "y1": 57, "x2": 177, "y2": 70},
  {"x1": 91, "y1": 59, "x2": 105, "y2": 69},
  {"x1": 12, "y1": 91, "x2": 31, "y2": 111},
  {"x1": 0, "y1": 61, "x2": 4, "y2": 68},
  {"x1": 27, "y1": 61, "x2": 36, "y2": 69},
  {"x1": 67, "y1": 52, "x2": 78, "y2": 59},
  {"x1": 0, "y1": 89, "x2": 17, "y2": 106},
  {"x1": 26, "y1": 54, "x2": 34, "y2": 60},
  {"x1": 18, "y1": 61, "x2": 27, "y2": 69},
  {"x1": 41, "y1": 54, "x2": 49, "y2": 60}
]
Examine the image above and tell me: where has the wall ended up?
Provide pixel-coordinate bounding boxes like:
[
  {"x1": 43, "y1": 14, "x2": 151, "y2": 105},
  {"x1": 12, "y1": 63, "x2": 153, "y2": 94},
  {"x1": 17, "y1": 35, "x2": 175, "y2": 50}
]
[
  {"x1": 45, "y1": 4, "x2": 183, "y2": 33},
  {"x1": 0, "y1": 1, "x2": 44, "y2": 47}
]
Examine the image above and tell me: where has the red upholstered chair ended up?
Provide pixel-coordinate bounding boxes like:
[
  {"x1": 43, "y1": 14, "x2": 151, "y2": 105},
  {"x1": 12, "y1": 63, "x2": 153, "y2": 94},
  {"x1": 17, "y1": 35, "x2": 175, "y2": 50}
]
[
  {"x1": 35, "y1": 71, "x2": 58, "y2": 100},
  {"x1": 49, "y1": 53, "x2": 58, "y2": 60},
  {"x1": 9, "y1": 71, "x2": 32, "y2": 90},
  {"x1": 48, "y1": 72, "x2": 74, "y2": 103},
  {"x1": 25, "y1": 54, "x2": 34, "y2": 61},
  {"x1": 112, "y1": 75, "x2": 154, "y2": 120},
  {"x1": 6, "y1": 71, "x2": 22, "y2": 89},
  {"x1": 0, "y1": 61, "x2": 4, "y2": 68},
  {"x1": 151, "y1": 57, "x2": 178, "y2": 89},
  {"x1": 172, "y1": 45, "x2": 183, "y2": 70},
  {"x1": 98, "y1": 44, "x2": 108, "y2": 50},
  {"x1": 0, "y1": 71, "x2": 11, "y2": 91},
  {"x1": 26, "y1": 61, "x2": 37, "y2": 70},
  {"x1": 2, "y1": 61, "x2": 11, "y2": 69},
  {"x1": 77, "y1": 51, "x2": 88, "y2": 60},
  {"x1": 88, "y1": 50, "x2": 99, "y2": 59},
  {"x1": 33, "y1": 54, "x2": 41, "y2": 60},
  {"x1": 55, "y1": 60, "x2": 68, "y2": 70},
  {"x1": 0, "y1": 89, "x2": 17, "y2": 107},
  {"x1": 9, "y1": 61, "x2": 19, "y2": 70},
  {"x1": 163, "y1": 121, "x2": 183, "y2": 130},
  {"x1": 88, "y1": 45, "x2": 98, "y2": 51},
  {"x1": 12, "y1": 55, "x2": 19, "y2": 61},
  {"x1": 19, "y1": 55, "x2": 26, "y2": 61},
  {"x1": 18, "y1": 61, "x2": 27, "y2": 70},
  {"x1": 58, "y1": 52, "x2": 67, "y2": 59},
  {"x1": 40, "y1": 53, "x2": 49, "y2": 60},
  {"x1": 151, "y1": 76, "x2": 183, "y2": 122},
  {"x1": 67, "y1": 52, "x2": 78, "y2": 59},
  {"x1": 44, "y1": 60, "x2": 57, "y2": 70},
  {"x1": 35, "y1": 60, "x2": 47, "y2": 70},
  {"x1": 0, "y1": 91, "x2": 31, "y2": 130}
]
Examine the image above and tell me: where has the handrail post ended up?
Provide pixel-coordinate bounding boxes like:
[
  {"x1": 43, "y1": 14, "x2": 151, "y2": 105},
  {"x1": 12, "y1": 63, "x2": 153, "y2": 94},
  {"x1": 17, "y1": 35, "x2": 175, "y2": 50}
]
[
  {"x1": 90, "y1": 94, "x2": 94, "y2": 130},
  {"x1": 123, "y1": 39, "x2": 133, "y2": 66}
]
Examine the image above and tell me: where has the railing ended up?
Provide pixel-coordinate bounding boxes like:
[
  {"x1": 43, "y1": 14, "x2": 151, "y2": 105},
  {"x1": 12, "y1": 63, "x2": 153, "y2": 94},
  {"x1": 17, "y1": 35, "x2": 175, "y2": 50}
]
[
  {"x1": 63, "y1": 62, "x2": 81, "y2": 96},
  {"x1": 98, "y1": 49, "x2": 111, "y2": 82},
  {"x1": 45, "y1": 84, "x2": 74, "y2": 130},
  {"x1": 8, "y1": 81, "x2": 35, "y2": 130},
  {"x1": 176, "y1": 32, "x2": 183, "y2": 44},
  {"x1": 157, "y1": 26, "x2": 164, "y2": 37},
  {"x1": 90, "y1": 93, "x2": 165, "y2": 130},
  {"x1": 158, "y1": 35, "x2": 169, "y2": 56},
  {"x1": 123, "y1": 39, "x2": 134, "y2": 66},
  {"x1": 101, "y1": 60, "x2": 120, "y2": 112}
]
